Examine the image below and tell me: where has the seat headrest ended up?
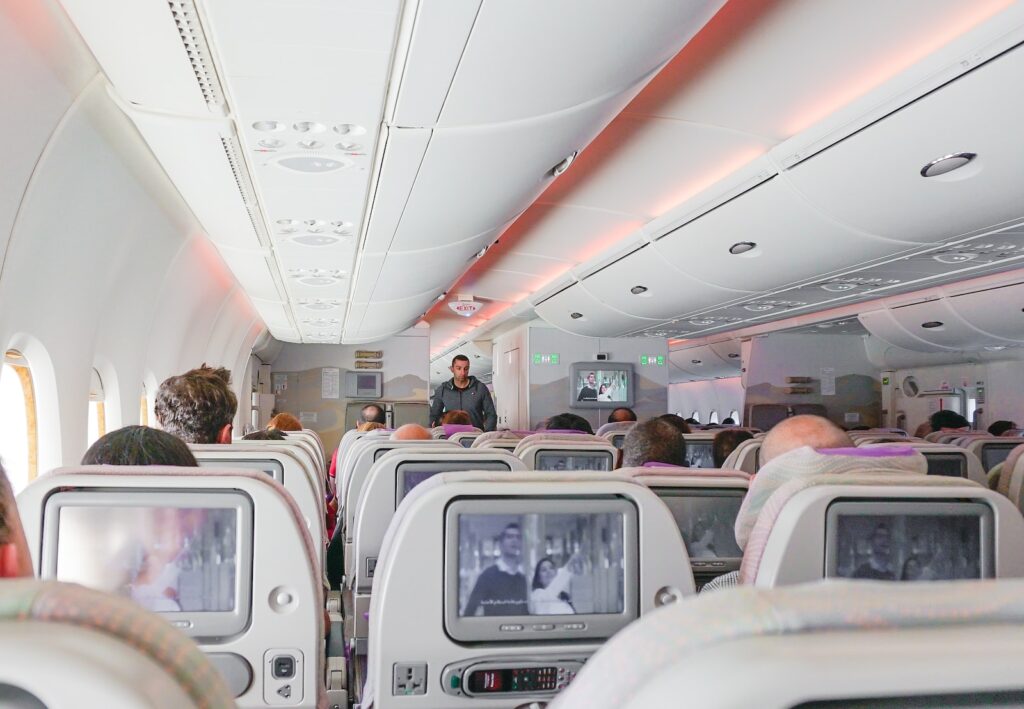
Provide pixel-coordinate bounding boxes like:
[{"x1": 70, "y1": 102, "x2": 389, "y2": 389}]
[
  {"x1": 997, "y1": 443, "x2": 1024, "y2": 497},
  {"x1": 470, "y1": 430, "x2": 526, "y2": 447},
  {"x1": 596, "y1": 421, "x2": 636, "y2": 436},
  {"x1": 617, "y1": 466, "x2": 750, "y2": 481},
  {"x1": 735, "y1": 446, "x2": 927, "y2": 549}
]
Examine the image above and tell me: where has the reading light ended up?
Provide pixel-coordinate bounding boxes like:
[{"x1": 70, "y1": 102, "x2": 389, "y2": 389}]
[
  {"x1": 293, "y1": 121, "x2": 325, "y2": 133},
  {"x1": 728, "y1": 241, "x2": 757, "y2": 255},
  {"x1": 744, "y1": 304, "x2": 774, "y2": 312},
  {"x1": 436, "y1": 292, "x2": 447, "y2": 302},
  {"x1": 570, "y1": 312, "x2": 583, "y2": 320},
  {"x1": 258, "y1": 138, "x2": 285, "y2": 149},
  {"x1": 333, "y1": 123, "x2": 367, "y2": 136},
  {"x1": 985, "y1": 345, "x2": 1007, "y2": 351},
  {"x1": 551, "y1": 151, "x2": 578, "y2": 177},
  {"x1": 297, "y1": 139, "x2": 323, "y2": 150},
  {"x1": 920, "y1": 152, "x2": 976, "y2": 177},
  {"x1": 630, "y1": 285, "x2": 648, "y2": 295},
  {"x1": 252, "y1": 121, "x2": 285, "y2": 132},
  {"x1": 921, "y1": 321, "x2": 944, "y2": 329},
  {"x1": 293, "y1": 234, "x2": 339, "y2": 247},
  {"x1": 336, "y1": 141, "x2": 362, "y2": 151},
  {"x1": 727, "y1": 353, "x2": 740, "y2": 359}
]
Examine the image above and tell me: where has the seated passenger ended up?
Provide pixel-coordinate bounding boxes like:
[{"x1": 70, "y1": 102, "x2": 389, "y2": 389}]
[
  {"x1": 440, "y1": 410, "x2": 473, "y2": 426},
  {"x1": 391, "y1": 423, "x2": 432, "y2": 441},
  {"x1": 82, "y1": 426, "x2": 199, "y2": 466},
  {"x1": 760, "y1": 415, "x2": 854, "y2": 465},
  {"x1": 713, "y1": 429, "x2": 754, "y2": 468},
  {"x1": 154, "y1": 364, "x2": 237, "y2": 444},
  {"x1": 659, "y1": 414, "x2": 692, "y2": 435},
  {"x1": 622, "y1": 419, "x2": 687, "y2": 467},
  {"x1": 988, "y1": 420, "x2": 1017, "y2": 437},
  {"x1": 267, "y1": 412, "x2": 302, "y2": 431},
  {"x1": 242, "y1": 429, "x2": 287, "y2": 441},
  {"x1": 720, "y1": 417, "x2": 736, "y2": 425},
  {"x1": 0, "y1": 462, "x2": 33, "y2": 578},
  {"x1": 930, "y1": 409, "x2": 970, "y2": 433},
  {"x1": 530, "y1": 553, "x2": 581, "y2": 615},
  {"x1": 360, "y1": 403, "x2": 387, "y2": 425},
  {"x1": 913, "y1": 421, "x2": 932, "y2": 438},
  {"x1": 683, "y1": 417, "x2": 700, "y2": 426},
  {"x1": 544, "y1": 413, "x2": 594, "y2": 434},
  {"x1": 608, "y1": 407, "x2": 637, "y2": 424}
]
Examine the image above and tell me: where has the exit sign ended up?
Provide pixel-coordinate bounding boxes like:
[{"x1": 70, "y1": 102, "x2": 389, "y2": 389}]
[
  {"x1": 640, "y1": 355, "x2": 666, "y2": 366},
  {"x1": 533, "y1": 353, "x2": 561, "y2": 365}
]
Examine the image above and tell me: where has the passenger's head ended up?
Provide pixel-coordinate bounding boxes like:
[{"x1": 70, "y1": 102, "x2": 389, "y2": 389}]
[
  {"x1": 913, "y1": 421, "x2": 932, "y2": 438},
  {"x1": 607, "y1": 407, "x2": 637, "y2": 424},
  {"x1": 82, "y1": 425, "x2": 199, "y2": 466},
  {"x1": 658, "y1": 413, "x2": 692, "y2": 435},
  {"x1": 712, "y1": 428, "x2": 754, "y2": 468},
  {"x1": 545, "y1": 413, "x2": 594, "y2": 434},
  {"x1": 988, "y1": 420, "x2": 1017, "y2": 437},
  {"x1": 267, "y1": 412, "x2": 302, "y2": 432},
  {"x1": 359, "y1": 403, "x2": 386, "y2": 425},
  {"x1": 498, "y1": 523, "x2": 522, "y2": 561},
  {"x1": 760, "y1": 415, "x2": 854, "y2": 465},
  {"x1": 532, "y1": 557, "x2": 557, "y2": 590},
  {"x1": 622, "y1": 418, "x2": 687, "y2": 467},
  {"x1": 0, "y1": 461, "x2": 34, "y2": 578},
  {"x1": 440, "y1": 410, "x2": 472, "y2": 426},
  {"x1": 721, "y1": 417, "x2": 736, "y2": 425},
  {"x1": 155, "y1": 364, "x2": 237, "y2": 444},
  {"x1": 929, "y1": 409, "x2": 970, "y2": 432},
  {"x1": 356, "y1": 421, "x2": 385, "y2": 433},
  {"x1": 450, "y1": 354, "x2": 471, "y2": 385},
  {"x1": 391, "y1": 423, "x2": 432, "y2": 441},
  {"x1": 684, "y1": 417, "x2": 699, "y2": 426},
  {"x1": 242, "y1": 429, "x2": 287, "y2": 441}
]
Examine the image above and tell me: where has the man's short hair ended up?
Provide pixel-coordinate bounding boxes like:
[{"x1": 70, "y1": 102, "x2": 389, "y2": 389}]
[
  {"x1": 623, "y1": 419, "x2": 687, "y2": 467},
  {"x1": 930, "y1": 409, "x2": 969, "y2": 431},
  {"x1": 154, "y1": 365, "x2": 237, "y2": 444},
  {"x1": 82, "y1": 425, "x2": 200, "y2": 466},
  {"x1": 545, "y1": 413, "x2": 594, "y2": 434},
  {"x1": 712, "y1": 428, "x2": 753, "y2": 468},
  {"x1": 441, "y1": 409, "x2": 473, "y2": 425},
  {"x1": 451, "y1": 354, "x2": 470, "y2": 367},
  {"x1": 608, "y1": 407, "x2": 637, "y2": 424},
  {"x1": 242, "y1": 429, "x2": 287, "y2": 441},
  {"x1": 988, "y1": 420, "x2": 1017, "y2": 437},
  {"x1": 360, "y1": 403, "x2": 386, "y2": 424}
]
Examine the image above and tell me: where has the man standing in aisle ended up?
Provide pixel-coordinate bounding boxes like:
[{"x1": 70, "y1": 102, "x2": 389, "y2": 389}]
[{"x1": 429, "y1": 354, "x2": 496, "y2": 431}]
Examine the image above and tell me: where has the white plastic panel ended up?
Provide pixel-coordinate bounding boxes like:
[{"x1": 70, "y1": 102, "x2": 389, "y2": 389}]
[
  {"x1": 371, "y1": 228, "x2": 500, "y2": 301},
  {"x1": 947, "y1": 282, "x2": 1024, "y2": 343},
  {"x1": 786, "y1": 44, "x2": 1024, "y2": 244},
  {"x1": 669, "y1": 344, "x2": 739, "y2": 379},
  {"x1": 496, "y1": 204, "x2": 646, "y2": 264},
  {"x1": 437, "y1": 0, "x2": 726, "y2": 126},
  {"x1": 534, "y1": 283, "x2": 652, "y2": 337},
  {"x1": 887, "y1": 299, "x2": 991, "y2": 350},
  {"x1": 859, "y1": 309, "x2": 955, "y2": 353},
  {"x1": 215, "y1": 248, "x2": 281, "y2": 303}
]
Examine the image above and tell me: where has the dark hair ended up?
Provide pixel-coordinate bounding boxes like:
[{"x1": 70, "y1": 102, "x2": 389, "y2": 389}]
[
  {"x1": 929, "y1": 409, "x2": 969, "y2": 431},
  {"x1": 712, "y1": 429, "x2": 754, "y2": 468},
  {"x1": 154, "y1": 364, "x2": 237, "y2": 444},
  {"x1": 659, "y1": 414, "x2": 692, "y2": 435},
  {"x1": 721, "y1": 417, "x2": 735, "y2": 425},
  {"x1": 530, "y1": 556, "x2": 574, "y2": 609},
  {"x1": 623, "y1": 419, "x2": 687, "y2": 467},
  {"x1": 360, "y1": 403, "x2": 386, "y2": 424},
  {"x1": 451, "y1": 354, "x2": 470, "y2": 366},
  {"x1": 988, "y1": 420, "x2": 1017, "y2": 437},
  {"x1": 500, "y1": 523, "x2": 521, "y2": 540},
  {"x1": 243, "y1": 429, "x2": 287, "y2": 441},
  {"x1": 441, "y1": 410, "x2": 473, "y2": 425},
  {"x1": 608, "y1": 407, "x2": 637, "y2": 424},
  {"x1": 0, "y1": 461, "x2": 12, "y2": 545},
  {"x1": 268, "y1": 412, "x2": 302, "y2": 431},
  {"x1": 545, "y1": 413, "x2": 594, "y2": 434},
  {"x1": 82, "y1": 425, "x2": 199, "y2": 467},
  {"x1": 683, "y1": 417, "x2": 699, "y2": 426}
]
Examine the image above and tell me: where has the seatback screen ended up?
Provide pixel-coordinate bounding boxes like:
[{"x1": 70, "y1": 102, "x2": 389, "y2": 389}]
[
  {"x1": 395, "y1": 460, "x2": 512, "y2": 505},
  {"x1": 982, "y1": 443, "x2": 1017, "y2": 472},
  {"x1": 925, "y1": 453, "x2": 966, "y2": 478},
  {"x1": 658, "y1": 489, "x2": 744, "y2": 561},
  {"x1": 535, "y1": 450, "x2": 612, "y2": 471},
  {"x1": 685, "y1": 441, "x2": 715, "y2": 469}
]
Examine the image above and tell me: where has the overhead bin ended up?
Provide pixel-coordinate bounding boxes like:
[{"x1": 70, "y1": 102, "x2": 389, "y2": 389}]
[
  {"x1": 785, "y1": 44, "x2": 1024, "y2": 244},
  {"x1": 669, "y1": 344, "x2": 740, "y2": 380},
  {"x1": 534, "y1": 283, "x2": 656, "y2": 338},
  {"x1": 946, "y1": 282, "x2": 1024, "y2": 343}
]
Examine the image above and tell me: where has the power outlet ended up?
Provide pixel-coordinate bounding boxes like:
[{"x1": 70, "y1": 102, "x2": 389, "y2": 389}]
[{"x1": 393, "y1": 663, "x2": 427, "y2": 696}]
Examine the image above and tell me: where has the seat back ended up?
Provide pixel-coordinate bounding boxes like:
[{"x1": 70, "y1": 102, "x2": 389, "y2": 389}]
[
  {"x1": 0, "y1": 578, "x2": 236, "y2": 709},
  {"x1": 721, "y1": 436, "x2": 761, "y2": 474},
  {"x1": 963, "y1": 437, "x2": 1024, "y2": 472},
  {"x1": 864, "y1": 441, "x2": 986, "y2": 484},
  {"x1": 18, "y1": 467, "x2": 323, "y2": 708},
  {"x1": 550, "y1": 579, "x2": 1024, "y2": 709},
  {"x1": 448, "y1": 431, "x2": 482, "y2": 448},
  {"x1": 595, "y1": 421, "x2": 635, "y2": 448},
  {"x1": 513, "y1": 433, "x2": 617, "y2": 471},
  {"x1": 680, "y1": 432, "x2": 717, "y2": 468},
  {"x1": 997, "y1": 444, "x2": 1024, "y2": 506},
  {"x1": 471, "y1": 430, "x2": 526, "y2": 451},
  {"x1": 364, "y1": 472, "x2": 695, "y2": 708}
]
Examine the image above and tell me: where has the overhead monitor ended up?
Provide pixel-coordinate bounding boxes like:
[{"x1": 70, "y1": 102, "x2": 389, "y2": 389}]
[
  {"x1": 825, "y1": 500, "x2": 993, "y2": 581},
  {"x1": 569, "y1": 363, "x2": 634, "y2": 409},
  {"x1": 42, "y1": 490, "x2": 254, "y2": 640},
  {"x1": 395, "y1": 460, "x2": 513, "y2": 506},
  {"x1": 684, "y1": 440, "x2": 715, "y2": 469},
  {"x1": 198, "y1": 457, "x2": 284, "y2": 483},
  {"x1": 657, "y1": 489, "x2": 744, "y2": 572},
  {"x1": 446, "y1": 497, "x2": 638, "y2": 642},
  {"x1": 535, "y1": 450, "x2": 613, "y2": 472},
  {"x1": 345, "y1": 371, "x2": 382, "y2": 398},
  {"x1": 924, "y1": 453, "x2": 967, "y2": 478},
  {"x1": 982, "y1": 443, "x2": 1019, "y2": 472}
]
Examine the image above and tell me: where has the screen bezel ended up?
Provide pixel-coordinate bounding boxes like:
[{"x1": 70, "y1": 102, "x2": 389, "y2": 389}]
[
  {"x1": 568, "y1": 362, "x2": 635, "y2": 409},
  {"x1": 198, "y1": 457, "x2": 284, "y2": 483},
  {"x1": 345, "y1": 370, "x2": 382, "y2": 398},
  {"x1": 923, "y1": 452, "x2": 967, "y2": 479},
  {"x1": 534, "y1": 449, "x2": 614, "y2": 472},
  {"x1": 823, "y1": 499, "x2": 994, "y2": 580},
  {"x1": 41, "y1": 489, "x2": 255, "y2": 641},
  {"x1": 444, "y1": 496, "x2": 639, "y2": 643},
  {"x1": 395, "y1": 460, "x2": 513, "y2": 507},
  {"x1": 684, "y1": 440, "x2": 715, "y2": 469},
  {"x1": 656, "y1": 488, "x2": 745, "y2": 571},
  {"x1": 982, "y1": 443, "x2": 1017, "y2": 472}
]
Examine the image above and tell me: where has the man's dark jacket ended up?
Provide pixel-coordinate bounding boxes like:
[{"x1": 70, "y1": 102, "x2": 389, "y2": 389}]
[{"x1": 429, "y1": 376, "x2": 497, "y2": 431}]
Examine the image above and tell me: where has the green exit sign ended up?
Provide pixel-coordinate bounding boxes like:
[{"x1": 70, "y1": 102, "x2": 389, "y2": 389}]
[
  {"x1": 533, "y1": 353, "x2": 561, "y2": 365},
  {"x1": 533, "y1": 353, "x2": 542, "y2": 364},
  {"x1": 657, "y1": 355, "x2": 666, "y2": 366},
  {"x1": 550, "y1": 353, "x2": 560, "y2": 364},
  {"x1": 640, "y1": 356, "x2": 649, "y2": 366}
]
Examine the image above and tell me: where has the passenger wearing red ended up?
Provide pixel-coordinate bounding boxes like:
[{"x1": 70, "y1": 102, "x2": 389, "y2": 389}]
[{"x1": 0, "y1": 462, "x2": 33, "y2": 578}]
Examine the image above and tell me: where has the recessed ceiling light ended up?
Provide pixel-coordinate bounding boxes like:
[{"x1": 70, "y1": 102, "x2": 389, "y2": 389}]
[
  {"x1": 630, "y1": 285, "x2": 648, "y2": 295},
  {"x1": 744, "y1": 304, "x2": 774, "y2": 312},
  {"x1": 921, "y1": 321, "x2": 944, "y2": 329},
  {"x1": 817, "y1": 322, "x2": 835, "y2": 329},
  {"x1": 570, "y1": 312, "x2": 583, "y2": 320},
  {"x1": 690, "y1": 319, "x2": 715, "y2": 326},
  {"x1": 293, "y1": 234, "x2": 340, "y2": 247},
  {"x1": 920, "y1": 152, "x2": 976, "y2": 178},
  {"x1": 333, "y1": 123, "x2": 367, "y2": 136},
  {"x1": 551, "y1": 151, "x2": 578, "y2": 177},
  {"x1": 729, "y1": 241, "x2": 757, "y2": 255},
  {"x1": 293, "y1": 121, "x2": 326, "y2": 133},
  {"x1": 984, "y1": 345, "x2": 1007, "y2": 351},
  {"x1": 336, "y1": 141, "x2": 362, "y2": 151},
  {"x1": 252, "y1": 120, "x2": 285, "y2": 132},
  {"x1": 276, "y1": 156, "x2": 347, "y2": 173},
  {"x1": 297, "y1": 139, "x2": 324, "y2": 150},
  {"x1": 821, "y1": 282, "x2": 858, "y2": 292},
  {"x1": 258, "y1": 138, "x2": 285, "y2": 149},
  {"x1": 691, "y1": 359, "x2": 702, "y2": 365}
]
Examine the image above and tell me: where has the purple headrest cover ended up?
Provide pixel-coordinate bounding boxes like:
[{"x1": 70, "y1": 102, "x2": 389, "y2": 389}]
[
  {"x1": 442, "y1": 424, "x2": 477, "y2": 436},
  {"x1": 817, "y1": 446, "x2": 916, "y2": 458}
]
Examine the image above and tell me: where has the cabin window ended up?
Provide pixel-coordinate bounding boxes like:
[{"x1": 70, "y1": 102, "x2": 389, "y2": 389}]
[
  {"x1": 140, "y1": 387, "x2": 149, "y2": 426},
  {"x1": 709, "y1": 410, "x2": 719, "y2": 424},
  {"x1": 1, "y1": 350, "x2": 38, "y2": 493},
  {"x1": 729, "y1": 409, "x2": 740, "y2": 424},
  {"x1": 689, "y1": 410, "x2": 701, "y2": 423},
  {"x1": 87, "y1": 368, "x2": 106, "y2": 446}
]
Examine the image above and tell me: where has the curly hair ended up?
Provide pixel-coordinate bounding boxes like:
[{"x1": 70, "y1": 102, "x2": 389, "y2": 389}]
[
  {"x1": 154, "y1": 364, "x2": 237, "y2": 444},
  {"x1": 268, "y1": 412, "x2": 302, "y2": 431},
  {"x1": 82, "y1": 425, "x2": 199, "y2": 466}
]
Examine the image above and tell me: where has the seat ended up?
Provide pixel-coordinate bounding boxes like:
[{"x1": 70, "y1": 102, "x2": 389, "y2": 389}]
[
  {"x1": 0, "y1": 578, "x2": 236, "y2": 709},
  {"x1": 595, "y1": 421, "x2": 635, "y2": 451},
  {"x1": 863, "y1": 441, "x2": 986, "y2": 484},
  {"x1": 470, "y1": 430, "x2": 527, "y2": 451},
  {"x1": 732, "y1": 447, "x2": 1024, "y2": 588},
  {"x1": 429, "y1": 424, "x2": 481, "y2": 441},
  {"x1": 997, "y1": 444, "x2": 1024, "y2": 508},
  {"x1": 362, "y1": 471, "x2": 695, "y2": 708},
  {"x1": 962, "y1": 437, "x2": 1024, "y2": 472},
  {"x1": 448, "y1": 431, "x2": 483, "y2": 448},
  {"x1": 680, "y1": 432, "x2": 718, "y2": 468},
  {"x1": 619, "y1": 465, "x2": 749, "y2": 589},
  {"x1": 721, "y1": 436, "x2": 761, "y2": 474},
  {"x1": 18, "y1": 466, "x2": 326, "y2": 708},
  {"x1": 550, "y1": 579, "x2": 1024, "y2": 709},
  {"x1": 513, "y1": 433, "x2": 618, "y2": 471}
]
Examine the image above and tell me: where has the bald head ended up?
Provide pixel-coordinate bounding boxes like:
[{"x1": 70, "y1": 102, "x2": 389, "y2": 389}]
[
  {"x1": 761, "y1": 415, "x2": 853, "y2": 465},
  {"x1": 391, "y1": 424, "x2": 432, "y2": 441}
]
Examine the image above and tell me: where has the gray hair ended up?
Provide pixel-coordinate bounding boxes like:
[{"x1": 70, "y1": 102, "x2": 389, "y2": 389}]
[{"x1": 622, "y1": 419, "x2": 687, "y2": 467}]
